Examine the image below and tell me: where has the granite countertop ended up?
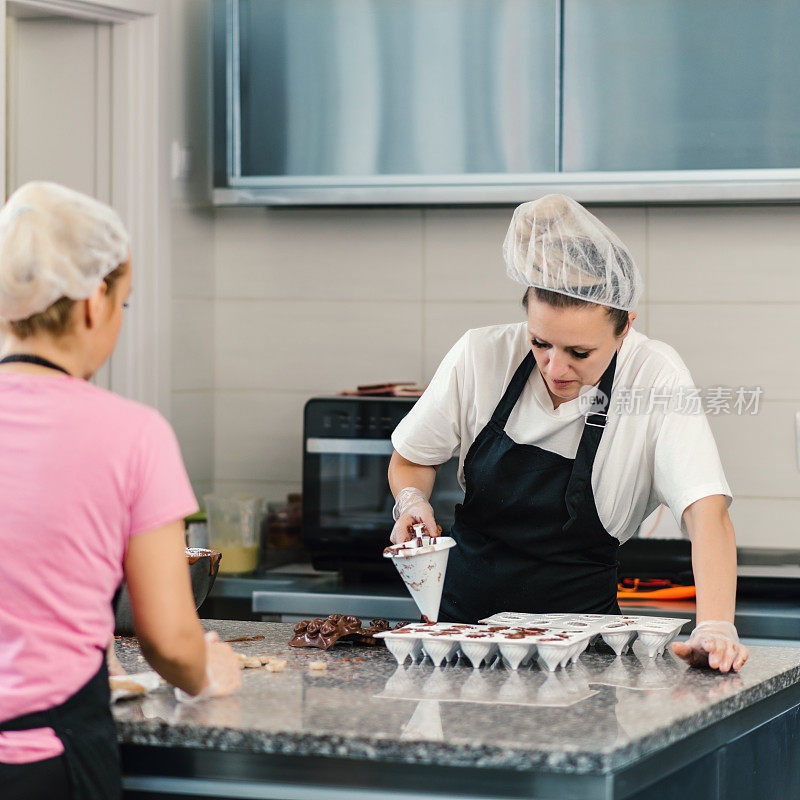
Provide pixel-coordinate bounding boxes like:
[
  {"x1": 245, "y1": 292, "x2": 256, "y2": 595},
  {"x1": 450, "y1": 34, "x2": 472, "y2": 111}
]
[{"x1": 113, "y1": 620, "x2": 800, "y2": 774}]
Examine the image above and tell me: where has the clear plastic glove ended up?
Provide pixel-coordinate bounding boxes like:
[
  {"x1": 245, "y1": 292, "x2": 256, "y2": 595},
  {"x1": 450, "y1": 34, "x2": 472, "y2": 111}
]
[
  {"x1": 174, "y1": 631, "x2": 242, "y2": 703},
  {"x1": 671, "y1": 621, "x2": 748, "y2": 673},
  {"x1": 390, "y1": 487, "x2": 438, "y2": 545}
]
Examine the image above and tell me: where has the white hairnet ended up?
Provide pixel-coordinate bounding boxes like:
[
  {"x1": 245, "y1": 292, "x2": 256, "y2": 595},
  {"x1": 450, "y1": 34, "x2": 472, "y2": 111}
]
[
  {"x1": 0, "y1": 181, "x2": 130, "y2": 322},
  {"x1": 503, "y1": 194, "x2": 643, "y2": 311}
]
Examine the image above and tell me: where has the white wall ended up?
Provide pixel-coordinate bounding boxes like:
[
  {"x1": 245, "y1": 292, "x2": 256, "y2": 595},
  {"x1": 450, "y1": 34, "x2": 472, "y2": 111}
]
[
  {"x1": 166, "y1": 0, "x2": 216, "y2": 503},
  {"x1": 167, "y1": 4, "x2": 800, "y2": 549}
]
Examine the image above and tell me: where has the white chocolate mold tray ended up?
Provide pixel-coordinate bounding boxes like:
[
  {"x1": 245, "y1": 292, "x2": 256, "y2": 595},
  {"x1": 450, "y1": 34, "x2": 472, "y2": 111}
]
[
  {"x1": 376, "y1": 614, "x2": 690, "y2": 671},
  {"x1": 479, "y1": 612, "x2": 691, "y2": 658},
  {"x1": 375, "y1": 622, "x2": 595, "y2": 672}
]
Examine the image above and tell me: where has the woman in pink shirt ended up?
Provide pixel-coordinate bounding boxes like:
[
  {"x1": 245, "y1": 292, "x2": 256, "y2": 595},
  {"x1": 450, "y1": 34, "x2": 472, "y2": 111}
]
[{"x1": 0, "y1": 182, "x2": 241, "y2": 800}]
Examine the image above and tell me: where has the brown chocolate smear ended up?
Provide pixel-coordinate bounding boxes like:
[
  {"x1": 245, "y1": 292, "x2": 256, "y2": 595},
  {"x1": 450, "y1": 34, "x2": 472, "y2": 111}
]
[
  {"x1": 224, "y1": 634, "x2": 266, "y2": 643},
  {"x1": 185, "y1": 548, "x2": 223, "y2": 575}
]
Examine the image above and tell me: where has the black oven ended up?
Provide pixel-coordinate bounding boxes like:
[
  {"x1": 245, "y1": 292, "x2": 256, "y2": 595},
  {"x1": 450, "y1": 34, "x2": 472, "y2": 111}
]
[{"x1": 302, "y1": 396, "x2": 464, "y2": 580}]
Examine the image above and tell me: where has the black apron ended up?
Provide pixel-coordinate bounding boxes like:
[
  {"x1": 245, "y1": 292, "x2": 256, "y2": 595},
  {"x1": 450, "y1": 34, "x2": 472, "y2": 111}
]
[
  {"x1": 0, "y1": 354, "x2": 121, "y2": 797},
  {"x1": 0, "y1": 659, "x2": 121, "y2": 799},
  {"x1": 439, "y1": 350, "x2": 621, "y2": 623}
]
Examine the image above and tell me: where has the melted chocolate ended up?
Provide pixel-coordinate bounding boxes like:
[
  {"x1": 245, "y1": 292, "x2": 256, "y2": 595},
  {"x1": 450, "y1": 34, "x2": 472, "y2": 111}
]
[
  {"x1": 383, "y1": 524, "x2": 444, "y2": 555},
  {"x1": 224, "y1": 634, "x2": 266, "y2": 643},
  {"x1": 185, "y1": 548, "x2": 222, "y2": 575}
]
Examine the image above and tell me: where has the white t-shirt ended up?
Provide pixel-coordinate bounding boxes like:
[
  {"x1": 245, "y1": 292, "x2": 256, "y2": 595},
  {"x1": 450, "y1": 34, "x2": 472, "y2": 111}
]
[{"x1": 391, "y1": 323, "x2": 731, "y2": 543}]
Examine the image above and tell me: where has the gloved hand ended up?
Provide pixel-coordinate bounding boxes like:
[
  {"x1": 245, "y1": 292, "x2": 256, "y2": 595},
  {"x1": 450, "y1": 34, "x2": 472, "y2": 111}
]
[
  {"x1": 671, "y1": 621, "x2": 748, "y2": 673},
  {"x1": 389, "y1": 487, "x2": 438, "y2": 545},
  {"x1": 174, "y1": 631, "x2": 242, "y2": 703}
]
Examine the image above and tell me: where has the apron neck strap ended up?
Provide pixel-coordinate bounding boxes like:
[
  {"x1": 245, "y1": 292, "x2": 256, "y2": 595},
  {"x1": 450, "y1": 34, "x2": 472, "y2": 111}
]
[
  {"x1": 584, "y1": 351, "x2": 618, "y2": 429},
  {"x1": 0, "y1": 353, "x2": 72, "y2": 376},
  {"x1": 490, "y1": 351, "x2": 536, "y2": 428},
  {"x1": 568, "y1": 351, "x2": 619, "y2": 491}
]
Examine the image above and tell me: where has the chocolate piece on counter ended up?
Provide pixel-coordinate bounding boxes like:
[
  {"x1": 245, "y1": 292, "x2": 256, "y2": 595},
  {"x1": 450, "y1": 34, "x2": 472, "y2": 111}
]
[
  {"x1": 342, "y1": 618, "x2": 392, "y2": 646},
  {"x1": 289, "y1": 615, "x2": 392, "y2": 650},
  {"x1": 290, "y1": 614, "x2": 363, "y2": 650}
]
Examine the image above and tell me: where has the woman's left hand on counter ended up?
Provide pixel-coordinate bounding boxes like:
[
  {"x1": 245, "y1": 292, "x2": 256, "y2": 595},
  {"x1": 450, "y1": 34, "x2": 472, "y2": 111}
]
[{"x1": 671, "y1": 621, "x2": 748, "y2": 673}]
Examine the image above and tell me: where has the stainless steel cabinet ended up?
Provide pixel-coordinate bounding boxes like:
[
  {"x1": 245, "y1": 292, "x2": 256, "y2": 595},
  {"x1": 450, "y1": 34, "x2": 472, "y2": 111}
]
[
  {"x1": 234, "y1": 0, "x2": 557, "y2": 180},
  {"x1": 214, "y1": 0, "x2": 800, "y2": 203},
  {"x1": 562, "y1": 0, "x2": 800, "y2": 172}
]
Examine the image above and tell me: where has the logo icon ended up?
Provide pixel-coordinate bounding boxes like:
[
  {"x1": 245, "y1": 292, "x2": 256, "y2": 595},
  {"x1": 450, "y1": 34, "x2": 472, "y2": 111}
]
[{"x1": 579, "y1": 389, "x2": 608, "y2": 416}]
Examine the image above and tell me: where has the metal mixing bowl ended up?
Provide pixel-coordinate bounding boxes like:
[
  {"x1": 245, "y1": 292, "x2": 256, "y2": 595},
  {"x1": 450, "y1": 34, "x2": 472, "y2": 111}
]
[{"x1": 113, "y1": 548, "x2": 222, "y2": 636}]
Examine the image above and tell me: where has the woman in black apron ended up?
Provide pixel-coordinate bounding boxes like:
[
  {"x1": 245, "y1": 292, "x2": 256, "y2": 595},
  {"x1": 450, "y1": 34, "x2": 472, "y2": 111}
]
[
  {"x1": 389, "y1": 194, "x2": 748, "y2": 673},
  {"x1": 439, "y1": 348, "x2": 619, "y2": 622},
  {"x1": 0, "y1": 655, "x2": 118, "y2": 799}
]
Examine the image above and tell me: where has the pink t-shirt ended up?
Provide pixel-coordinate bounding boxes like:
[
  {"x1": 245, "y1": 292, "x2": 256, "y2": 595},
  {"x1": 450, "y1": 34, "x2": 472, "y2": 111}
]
[{"x1": 0, "y1": 373, "x2": 198, "y2": 763}]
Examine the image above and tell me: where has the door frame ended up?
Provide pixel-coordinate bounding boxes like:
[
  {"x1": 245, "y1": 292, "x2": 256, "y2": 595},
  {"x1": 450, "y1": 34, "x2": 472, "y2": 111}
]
[{"x1": 0, "y1": 0, "x2": 170, "y2": 414}]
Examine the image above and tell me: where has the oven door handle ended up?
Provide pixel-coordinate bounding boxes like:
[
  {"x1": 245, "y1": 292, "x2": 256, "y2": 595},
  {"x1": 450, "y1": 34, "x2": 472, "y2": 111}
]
[{"x1": 306, "y1": 438, "x2": 396, "y2": 455}]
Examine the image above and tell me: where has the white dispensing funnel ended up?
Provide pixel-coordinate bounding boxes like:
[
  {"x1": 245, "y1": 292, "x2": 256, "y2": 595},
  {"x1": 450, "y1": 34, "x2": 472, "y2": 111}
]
[{"x1": 383, "y1": 530, "x2": 456, "y2": 623}]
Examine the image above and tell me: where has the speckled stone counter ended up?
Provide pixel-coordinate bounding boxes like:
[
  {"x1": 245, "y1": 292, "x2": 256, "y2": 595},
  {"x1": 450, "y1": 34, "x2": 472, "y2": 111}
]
[{"x1": 115, "y1": 620, "x2": 800, "y2": 800}]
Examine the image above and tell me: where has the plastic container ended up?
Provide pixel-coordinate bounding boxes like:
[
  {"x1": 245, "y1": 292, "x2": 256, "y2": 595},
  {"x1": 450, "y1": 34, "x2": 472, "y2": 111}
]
[{"x1": 204, "y1": 494, "x2": 261, "y2": 575}]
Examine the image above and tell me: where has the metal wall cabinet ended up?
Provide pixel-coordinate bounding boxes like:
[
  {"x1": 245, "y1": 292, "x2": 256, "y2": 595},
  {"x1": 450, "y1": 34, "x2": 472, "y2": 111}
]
[
  {"x1": 562, "y1": 0, "x2": 800, "y2": 172},
  {"x1": 217, "y1": 0, "x2": 557, "y2": 203},
  {"x1": 213, "y1": 0, "x2": 800, "y2": 205}
]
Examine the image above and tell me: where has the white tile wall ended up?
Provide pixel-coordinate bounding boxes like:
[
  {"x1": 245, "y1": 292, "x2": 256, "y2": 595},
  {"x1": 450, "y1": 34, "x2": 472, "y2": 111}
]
[
  {"x1": 215, "y1": 207, "x2": 424, "y2": 301},
  {"x1": 171, "y1": 392, "x2": 214, "y2": 503},
  {"x1": 648, "y1": 304, "x2": 800, "y2": 400},
  {"x1": 707, "y1": 402, "x2": 800, "y2": 499},
  {"x1": 215, "y1": 299, "x2": 423, "y2": 392},
  {"x1": 169, "y1": 202, "x2": 215, "y2": 500},
  {"x1": 647, "y1": 206, "x2": 800, "y2": 303},
  {"x1": 172, "y1": 298, "x2": 214, "y2": 391},
  {"x1": 729, "y1": 499, "x2": 800, "y2": 550},
  {"x1": 423, "y1": 207, "x2": 517, "y2": 301},
  {"x1": 215, "y1": 391, "x2": 309, "y2": 483},
  {"x1": 172, "y1": 206, "x2": 216, "y2": 299}
]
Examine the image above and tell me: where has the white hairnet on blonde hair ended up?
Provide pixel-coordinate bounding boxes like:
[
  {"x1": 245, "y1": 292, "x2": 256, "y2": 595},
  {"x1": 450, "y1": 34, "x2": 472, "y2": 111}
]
[
  {"x1": 0, "y1": 181, "x2": 130, "y2": 322},
  {"x1": 503, "y1": 194, "x2": 642, "y2": 311}
]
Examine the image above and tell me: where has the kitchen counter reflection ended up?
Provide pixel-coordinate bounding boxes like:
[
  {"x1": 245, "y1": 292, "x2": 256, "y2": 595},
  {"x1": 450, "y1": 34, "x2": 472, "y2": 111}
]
[{"x1": 114, "y1": 620, "x2": 798, "y2": 776}]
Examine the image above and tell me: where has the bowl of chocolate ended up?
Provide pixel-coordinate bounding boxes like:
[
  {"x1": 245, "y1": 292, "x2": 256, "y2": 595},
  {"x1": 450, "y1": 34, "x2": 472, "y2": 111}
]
[{"x1": 113, "y1": 548, "x2": 222, "y2": 636}]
